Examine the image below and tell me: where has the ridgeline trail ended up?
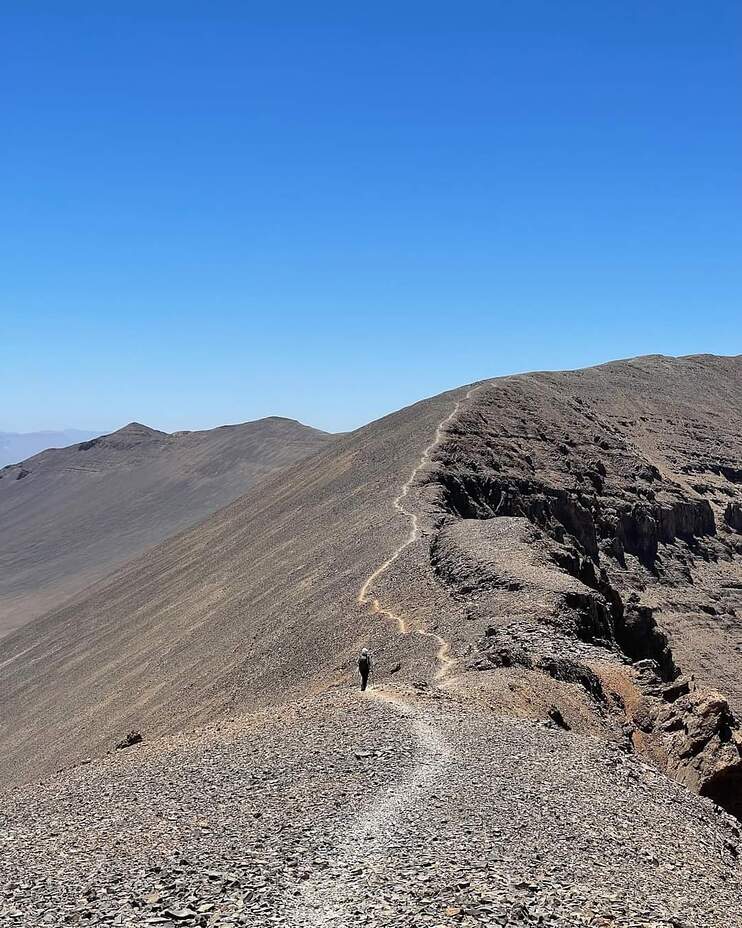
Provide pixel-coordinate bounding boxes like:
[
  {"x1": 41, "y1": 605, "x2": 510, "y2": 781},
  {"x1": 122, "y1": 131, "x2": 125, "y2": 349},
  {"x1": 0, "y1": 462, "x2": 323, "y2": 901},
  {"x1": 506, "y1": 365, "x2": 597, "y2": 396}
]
[
  {"x1": 357, "y1": 383, "x2": 483, "y2": 682},
  {"x1": 284, "y1": 689, "x2": 453, "y2": 928},
  {"x1": 284, "y1": 386, "x2": 482, "y2": 927}
]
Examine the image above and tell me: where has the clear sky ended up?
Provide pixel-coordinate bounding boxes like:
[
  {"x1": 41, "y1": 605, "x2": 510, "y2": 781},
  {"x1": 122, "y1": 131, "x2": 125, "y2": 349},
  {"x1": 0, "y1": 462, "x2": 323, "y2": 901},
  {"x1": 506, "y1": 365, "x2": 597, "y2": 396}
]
[{"x1": 3, "y1": 2, "x2": 740, "y2": 434}]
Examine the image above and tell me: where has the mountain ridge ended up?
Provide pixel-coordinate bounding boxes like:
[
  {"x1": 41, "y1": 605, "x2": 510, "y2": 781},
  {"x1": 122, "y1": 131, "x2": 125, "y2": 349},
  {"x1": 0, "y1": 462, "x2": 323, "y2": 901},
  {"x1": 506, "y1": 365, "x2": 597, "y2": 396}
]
[
  {"x1": 2, "y1": 352, "x2": 740, "y2": 779},
  {"x1": 1, "y1": 353, "x2": 741, "y2": 926},
  {"x1": 0, "y1": 429, "x2": 101, "y2": 467},
  {"x1": 0, "y1": 415, "x2": 333, "y2": 637}
]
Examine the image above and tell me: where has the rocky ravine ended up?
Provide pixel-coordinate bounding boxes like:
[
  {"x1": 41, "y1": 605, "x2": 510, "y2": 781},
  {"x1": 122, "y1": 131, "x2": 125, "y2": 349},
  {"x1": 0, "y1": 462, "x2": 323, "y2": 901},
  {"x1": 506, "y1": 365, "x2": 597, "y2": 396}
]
[{"x1": 417, "y1": 356, "x2": 742, "y2": 818}]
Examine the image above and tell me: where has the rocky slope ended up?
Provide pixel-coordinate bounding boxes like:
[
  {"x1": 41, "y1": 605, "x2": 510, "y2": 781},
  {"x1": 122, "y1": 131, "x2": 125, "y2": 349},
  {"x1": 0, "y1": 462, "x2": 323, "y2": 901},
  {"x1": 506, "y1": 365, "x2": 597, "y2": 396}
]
[
  {"x1": 1, "y1": 353, "x2": 741, "y2": 926},
  {"x1": 0, "y1": 417, "x2": 332, "y2": 635},
  {"x1": 419, "y1": 354, "x2": 742, "y2": 816},
  {"x1": 2, "y1": 688, "x2": 741, "y2": 928}
]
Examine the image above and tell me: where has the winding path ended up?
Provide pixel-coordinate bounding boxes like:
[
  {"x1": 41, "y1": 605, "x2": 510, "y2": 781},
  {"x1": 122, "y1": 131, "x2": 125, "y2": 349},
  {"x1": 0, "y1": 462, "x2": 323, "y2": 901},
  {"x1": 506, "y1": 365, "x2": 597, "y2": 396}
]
[
  {"x1": 284, "y1": 385, "x2": 481, "y2": 926},
  {"x1": 357, "y1": 384, "x2": 481, "y2": 679},
  {"x1": 285, "y1": 689, "x2": 452, "y2": 927}
]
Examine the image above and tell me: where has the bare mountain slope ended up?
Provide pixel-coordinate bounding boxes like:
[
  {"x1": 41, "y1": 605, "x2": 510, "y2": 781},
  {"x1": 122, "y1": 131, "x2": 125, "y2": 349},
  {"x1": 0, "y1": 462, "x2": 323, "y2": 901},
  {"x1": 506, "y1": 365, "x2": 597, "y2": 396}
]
[
  {"x1": 0, "y1": 417, "x2": 332, "y2": 636},
  {"x1": 1, "y1": 354, "x2": 742, "y2": 926},
  {"x1": 1, "y1": 354, "x2": 740, "y2": 781},
  {"x1": 0, "y1": 386, "x2": 466, "y2": 779}
]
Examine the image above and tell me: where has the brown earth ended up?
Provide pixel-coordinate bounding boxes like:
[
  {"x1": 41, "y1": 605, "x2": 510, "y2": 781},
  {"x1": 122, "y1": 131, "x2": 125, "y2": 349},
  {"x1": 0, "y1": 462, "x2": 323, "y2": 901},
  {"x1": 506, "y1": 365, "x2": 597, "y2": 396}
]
[
  {"x1": 0, "y1": 417, "x2": 332, "y2": 636},
  {"x1": 1, "y1": 353, "x2": 741, "y2": 926}
]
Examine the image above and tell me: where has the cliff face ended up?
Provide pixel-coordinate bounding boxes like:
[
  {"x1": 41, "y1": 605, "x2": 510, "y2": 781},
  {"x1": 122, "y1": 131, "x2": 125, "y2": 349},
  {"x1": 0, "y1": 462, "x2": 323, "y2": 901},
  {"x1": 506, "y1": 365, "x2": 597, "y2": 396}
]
[{"x1": 418, "y1": 354, "x2": 742, "y2": 815}]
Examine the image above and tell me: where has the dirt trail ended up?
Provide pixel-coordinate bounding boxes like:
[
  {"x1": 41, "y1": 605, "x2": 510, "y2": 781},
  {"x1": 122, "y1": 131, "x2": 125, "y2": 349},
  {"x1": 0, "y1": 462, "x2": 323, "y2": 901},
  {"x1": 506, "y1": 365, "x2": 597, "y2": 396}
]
[
  {"x1": 284, "y1": 388, "x2": 481, "y2": 926},
  {"x1": 357, "y1": 384, "x2": 482, "y2": 644},
  {"x1": 357, "y1": 385, "x2": 482, "y2": 682},
  {"x1": 284, "y1": 688, "x2": 452, "y2": 927}
]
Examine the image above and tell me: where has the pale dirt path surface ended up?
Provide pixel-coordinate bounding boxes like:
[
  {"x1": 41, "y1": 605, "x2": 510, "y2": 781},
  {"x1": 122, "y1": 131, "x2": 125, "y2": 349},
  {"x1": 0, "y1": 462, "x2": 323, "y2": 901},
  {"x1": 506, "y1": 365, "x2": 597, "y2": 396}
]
[
  {"x1": 279, "y1": 387, "x2": 483, "y2": 928},
  {"x1": 357, "y1": 384, "x2": 483, "y2": 635},
  {"x1": 282, "y1": 389, "x2": 478, "y2": 926},
  {"x1": 282, "y1": 688, "x2": 453, "y2": 928}
]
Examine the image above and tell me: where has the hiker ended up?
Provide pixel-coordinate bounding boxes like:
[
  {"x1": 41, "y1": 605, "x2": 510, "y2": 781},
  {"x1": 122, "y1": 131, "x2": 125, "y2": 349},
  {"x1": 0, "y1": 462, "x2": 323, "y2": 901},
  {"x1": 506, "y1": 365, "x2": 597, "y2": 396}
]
[{"x1": 358, "y1": 648, "x2": 372, "y2": 691}]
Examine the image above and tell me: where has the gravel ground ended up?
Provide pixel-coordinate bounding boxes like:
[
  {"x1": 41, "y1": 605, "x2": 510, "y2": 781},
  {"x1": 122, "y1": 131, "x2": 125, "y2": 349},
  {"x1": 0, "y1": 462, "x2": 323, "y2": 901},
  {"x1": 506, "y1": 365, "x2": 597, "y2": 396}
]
[{"x1": 1, "y1": 684, "x2": 740, "y2": 928}]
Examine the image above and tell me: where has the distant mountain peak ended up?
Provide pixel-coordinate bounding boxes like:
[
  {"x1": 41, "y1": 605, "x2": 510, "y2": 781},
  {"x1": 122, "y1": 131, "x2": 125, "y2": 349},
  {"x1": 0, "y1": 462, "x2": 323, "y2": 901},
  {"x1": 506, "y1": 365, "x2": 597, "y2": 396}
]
[
  {"x1": 94, "y1": 422, "x2": 168, "y2": 447},
  {"x1": 117, "y1": 421, "x2": 165, "y2": 436}
]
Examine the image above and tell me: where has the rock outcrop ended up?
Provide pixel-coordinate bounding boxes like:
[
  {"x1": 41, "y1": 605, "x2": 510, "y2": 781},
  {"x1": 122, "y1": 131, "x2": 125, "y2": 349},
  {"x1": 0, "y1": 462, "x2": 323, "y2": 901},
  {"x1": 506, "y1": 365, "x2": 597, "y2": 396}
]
[
  {"x1": 427, "y1": 363, "x2": 742, "y2": 816},
  {"x1": 725, "y1": 502, "x2": 742, "y2": 532},
  {"x1": 631, "y1": 673, "x2": 742, "y2": 819}
]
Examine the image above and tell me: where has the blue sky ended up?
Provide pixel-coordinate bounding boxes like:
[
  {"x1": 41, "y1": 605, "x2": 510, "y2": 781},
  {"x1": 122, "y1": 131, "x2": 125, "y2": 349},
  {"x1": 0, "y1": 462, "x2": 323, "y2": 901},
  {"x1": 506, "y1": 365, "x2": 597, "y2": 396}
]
[{"x1": 3, "y1": 1, "x2": 740, "y2": 434}]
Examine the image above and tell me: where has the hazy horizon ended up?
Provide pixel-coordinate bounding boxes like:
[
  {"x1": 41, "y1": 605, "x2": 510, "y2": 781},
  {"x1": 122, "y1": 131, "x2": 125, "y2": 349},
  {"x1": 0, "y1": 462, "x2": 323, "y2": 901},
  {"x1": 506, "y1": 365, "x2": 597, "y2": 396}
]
[
  {"x1": 4, "y1": 348, "x2": 742, "y2": 438},
  {"x1": 5, "y1": 4, "x2": 740, "y2": 434}
]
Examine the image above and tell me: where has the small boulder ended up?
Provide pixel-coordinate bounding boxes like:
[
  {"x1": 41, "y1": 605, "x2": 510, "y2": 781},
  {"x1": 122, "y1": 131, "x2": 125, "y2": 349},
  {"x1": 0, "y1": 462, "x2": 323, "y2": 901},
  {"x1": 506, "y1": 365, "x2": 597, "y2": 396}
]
[
  {"x1": 547, "y1": 706, "x2": 570, "y2": 730},
  {"x1": 116, "y1": 730, "x2": 143, "y2": 750}
]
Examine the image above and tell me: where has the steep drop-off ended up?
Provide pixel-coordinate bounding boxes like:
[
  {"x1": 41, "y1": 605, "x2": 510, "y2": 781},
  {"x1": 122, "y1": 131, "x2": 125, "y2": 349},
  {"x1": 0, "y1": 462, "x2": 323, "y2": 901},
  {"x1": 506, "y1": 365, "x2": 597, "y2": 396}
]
[{"x1": 420, "y1": 354, "x2": 742, "y2": 815}]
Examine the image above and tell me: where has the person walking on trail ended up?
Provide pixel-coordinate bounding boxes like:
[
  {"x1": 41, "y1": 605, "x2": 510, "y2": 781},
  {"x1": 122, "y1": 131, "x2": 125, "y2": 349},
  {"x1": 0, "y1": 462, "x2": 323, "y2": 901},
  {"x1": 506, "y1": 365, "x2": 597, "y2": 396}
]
[{"x1": 358, "y1": 648, "x2": 373, "y2": 691}]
